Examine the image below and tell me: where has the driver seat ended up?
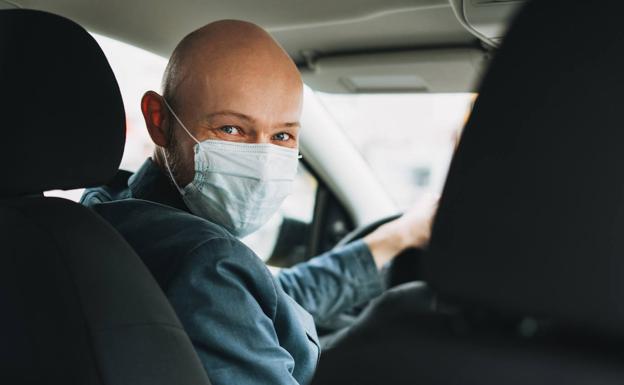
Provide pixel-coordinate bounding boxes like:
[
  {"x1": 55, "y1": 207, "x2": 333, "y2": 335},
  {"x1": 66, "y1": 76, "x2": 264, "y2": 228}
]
[{"x1": 0, "y1": 9, "x2": 211, "y2": 384}]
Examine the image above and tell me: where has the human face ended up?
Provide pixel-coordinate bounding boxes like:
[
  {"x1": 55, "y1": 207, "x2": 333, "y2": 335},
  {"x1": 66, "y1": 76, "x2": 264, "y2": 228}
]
[{"x1": 164, "y1": 54, "x2": 303, "y2": 185}]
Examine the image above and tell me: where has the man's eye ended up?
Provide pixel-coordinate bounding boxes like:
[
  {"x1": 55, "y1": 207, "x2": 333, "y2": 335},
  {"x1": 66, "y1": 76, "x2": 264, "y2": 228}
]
[
  {"x1": 273, "y1": 132, "x2": 291, "y2": 141},
  {"x1": 220, "y1": 126, "x2": 240, "y2": 135}
]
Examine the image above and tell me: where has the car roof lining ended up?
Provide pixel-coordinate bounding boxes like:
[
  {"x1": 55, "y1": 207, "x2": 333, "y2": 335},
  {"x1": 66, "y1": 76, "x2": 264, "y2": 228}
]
[
  {"x1": 10, "y1": 0, "x2": 488, "y2": 93},
  {"x1": 10, "y1": 0, "x2": 476, "y2": 63}
]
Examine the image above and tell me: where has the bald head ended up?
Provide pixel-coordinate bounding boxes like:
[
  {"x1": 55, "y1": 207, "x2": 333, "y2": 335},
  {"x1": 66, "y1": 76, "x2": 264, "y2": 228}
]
[
  {"x1": 142, "y1": 19, "x2": 303, "y2": 186},
  {"x1": 162, "y1": 20, "x2": 301, "y2": 110}
]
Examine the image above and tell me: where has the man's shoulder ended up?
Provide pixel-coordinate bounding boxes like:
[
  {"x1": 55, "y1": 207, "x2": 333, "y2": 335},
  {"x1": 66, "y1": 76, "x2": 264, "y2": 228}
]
[
  {"x1": 96, "y1": 199, "x2": 276, "y2": 299},
  {"x1": 81, "y1": 169, "x2": 133, "y2": 206},
  {"x1": 92, "y1": 198, "x2": 268, "y2": 283},
  {"x1": 92, "y1": 198, "x2": 233, "y2": 241},
  {"x1": 90, "y1": 198, "x2": 265, "y2": 270}
]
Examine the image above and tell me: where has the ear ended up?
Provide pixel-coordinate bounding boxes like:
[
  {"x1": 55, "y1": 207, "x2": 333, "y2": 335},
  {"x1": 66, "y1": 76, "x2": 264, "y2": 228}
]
[{"x1": 141, "y1": 90, "x2": 169, "y2": 147}]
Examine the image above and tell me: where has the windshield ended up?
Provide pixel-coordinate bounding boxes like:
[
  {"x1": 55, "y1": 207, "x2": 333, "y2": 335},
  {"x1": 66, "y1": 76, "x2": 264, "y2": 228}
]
[{"x1": 315, "y1": 92, "x2": 474, "y2": 209}]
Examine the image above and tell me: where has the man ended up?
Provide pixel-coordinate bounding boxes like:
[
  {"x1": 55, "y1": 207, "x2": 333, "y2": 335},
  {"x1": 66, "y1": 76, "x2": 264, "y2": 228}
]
[{"x1": 82, "y1": 20, "x2": 436, "y2": 385}]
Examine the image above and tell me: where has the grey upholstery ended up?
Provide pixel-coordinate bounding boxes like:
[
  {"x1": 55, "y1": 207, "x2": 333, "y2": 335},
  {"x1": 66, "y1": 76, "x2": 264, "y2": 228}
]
[
  {"x1": 0, "y1": 9, "x2": 211, "y2": 385},
  {"x1": 313, "y1": 0, "x2": 624, "y2": 384}
]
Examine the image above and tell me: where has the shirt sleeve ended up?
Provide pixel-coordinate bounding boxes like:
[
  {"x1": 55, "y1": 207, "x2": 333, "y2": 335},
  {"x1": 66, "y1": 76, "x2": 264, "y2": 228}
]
[
  {"x1": 167, "y1": 237, "x2": 301, "y2": 385},
  {"x1": 276, "y1": 240, "x2": 383, "y2": 326}
]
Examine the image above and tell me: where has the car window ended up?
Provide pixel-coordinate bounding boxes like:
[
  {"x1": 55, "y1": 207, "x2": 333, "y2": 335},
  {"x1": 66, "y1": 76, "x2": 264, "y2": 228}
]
[{"x1": 316, "y1": 92, "x2": 475, "y2": 210}]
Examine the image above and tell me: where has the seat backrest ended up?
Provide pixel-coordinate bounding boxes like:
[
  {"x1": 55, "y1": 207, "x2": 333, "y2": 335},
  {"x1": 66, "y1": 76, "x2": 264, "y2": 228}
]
[
  {"x1": 426, "y1": 0, "x2": 624, "y2": 339},
  {"x1": 0, "y1": 9, "x2": 211, "y2": 384},
  {"x1": 313, "y1": 1, "x2": 624, "y2": 384},
  {"x1": 422, "y1": 0, "x2": 624, "y2": 381}
]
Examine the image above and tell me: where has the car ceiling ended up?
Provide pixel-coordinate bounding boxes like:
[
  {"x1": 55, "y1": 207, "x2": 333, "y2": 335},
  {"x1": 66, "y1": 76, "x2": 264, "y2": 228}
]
[{"x1": 8, "y1": 0, "x2": 477, "y2": 65}]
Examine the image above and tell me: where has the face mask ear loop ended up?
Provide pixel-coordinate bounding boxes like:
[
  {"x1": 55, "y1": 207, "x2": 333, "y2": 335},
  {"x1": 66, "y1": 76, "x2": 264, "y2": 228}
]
[
  {"x1": 162, "y1": 97, "x2": 201, "y2": 145},
  {"x1": 160, "y1": 147, "x2": 185, "y2": 195}
]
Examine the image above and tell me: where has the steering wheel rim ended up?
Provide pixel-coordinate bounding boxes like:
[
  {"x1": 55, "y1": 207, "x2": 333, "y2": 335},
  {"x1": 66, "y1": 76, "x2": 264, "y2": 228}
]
[
  {"x1": 317, "y1": 214, "x2": 426, "y2": 336},
  {"x1": 334, "y1": 214, "x2": 425, "y2": 286},
  {"x1": 334, "y1": 214, "x2": 401, "y2": 249}
]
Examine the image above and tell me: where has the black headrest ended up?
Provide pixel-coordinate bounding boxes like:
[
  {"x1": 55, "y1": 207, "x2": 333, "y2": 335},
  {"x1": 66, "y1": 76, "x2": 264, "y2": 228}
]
[
  {"x1": 426, "y1": 0, "x2": 624, "y2": 335},
  {"x1": 0, "y1": 9, "x2": 125, "y2": 196}
]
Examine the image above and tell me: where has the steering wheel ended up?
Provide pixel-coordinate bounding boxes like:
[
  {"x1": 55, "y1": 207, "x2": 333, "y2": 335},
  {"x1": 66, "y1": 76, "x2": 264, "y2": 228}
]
[
  {"x1": 335, "y1": 214, "x2": 425, "y2": 288},
  {"x1": 317, "y1": 214, "x2": 427, "y2": 335}
]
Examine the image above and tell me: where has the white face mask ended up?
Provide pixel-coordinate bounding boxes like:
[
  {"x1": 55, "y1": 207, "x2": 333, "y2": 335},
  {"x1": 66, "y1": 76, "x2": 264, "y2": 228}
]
[{"x1": 161, "y1": 100, "x2": 299, "y2": 237}]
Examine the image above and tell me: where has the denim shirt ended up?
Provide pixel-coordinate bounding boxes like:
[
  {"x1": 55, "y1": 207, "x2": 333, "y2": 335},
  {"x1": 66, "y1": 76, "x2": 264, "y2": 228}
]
[{"x1": 81, "y1": 159, "x2": 383, "y2": 385}]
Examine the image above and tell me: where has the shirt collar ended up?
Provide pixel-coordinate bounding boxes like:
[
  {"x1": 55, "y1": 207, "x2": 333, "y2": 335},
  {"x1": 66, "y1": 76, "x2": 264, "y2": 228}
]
[{"x1": 128, "y1": 158, "x2": 190, "y2": 213}]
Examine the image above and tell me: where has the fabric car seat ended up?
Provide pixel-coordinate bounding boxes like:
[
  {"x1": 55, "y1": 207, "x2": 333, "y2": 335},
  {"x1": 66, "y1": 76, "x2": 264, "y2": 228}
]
[
  {"x1": 312, "y1": 0, "x2": 624, "y2": 384},
  {"x1": 0, "y1": 9, "x2": 211, "y2": 385}
]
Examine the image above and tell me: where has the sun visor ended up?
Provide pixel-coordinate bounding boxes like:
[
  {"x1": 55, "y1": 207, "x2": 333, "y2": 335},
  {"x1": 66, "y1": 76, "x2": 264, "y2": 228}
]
[{"x1": 302, "y1": 48, "x2": 486, "y2": 94}]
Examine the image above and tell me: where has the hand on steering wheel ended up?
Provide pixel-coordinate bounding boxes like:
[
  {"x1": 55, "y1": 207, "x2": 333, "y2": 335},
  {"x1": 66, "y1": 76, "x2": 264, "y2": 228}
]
[
  {"x1": 336, "y1": 215, "x2": 427, "y2": 288},
  {"x1": 317, "y1": 213, "x2": 431, "y2": 335}
]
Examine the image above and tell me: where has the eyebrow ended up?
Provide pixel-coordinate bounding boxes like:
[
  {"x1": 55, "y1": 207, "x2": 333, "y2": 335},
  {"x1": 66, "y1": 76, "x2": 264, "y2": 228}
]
[{"x1": 203, "y1": 110, "x2": 300, "y2": 129}]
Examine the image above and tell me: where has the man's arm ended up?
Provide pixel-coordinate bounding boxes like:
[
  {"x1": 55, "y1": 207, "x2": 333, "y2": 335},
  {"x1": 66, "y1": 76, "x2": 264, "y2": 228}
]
[
  {"x1": 276, "y1": 194, "x2": 438, "y2": 325},
  {"x1": 277, "y1": 240, "x2": 383, "y2": 326},
  {"x1": 167, "y1": 237, "x2": 301, "y2": 385}
]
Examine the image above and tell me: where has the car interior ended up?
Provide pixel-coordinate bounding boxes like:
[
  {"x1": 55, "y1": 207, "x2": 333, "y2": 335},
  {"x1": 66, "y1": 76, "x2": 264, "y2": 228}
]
[
  {"x1": 313, "y1": 1, "x2": 624, "y2": 384},
  {"x1": 2, "y1": 0, "x2": 624, "y2": 383}
]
